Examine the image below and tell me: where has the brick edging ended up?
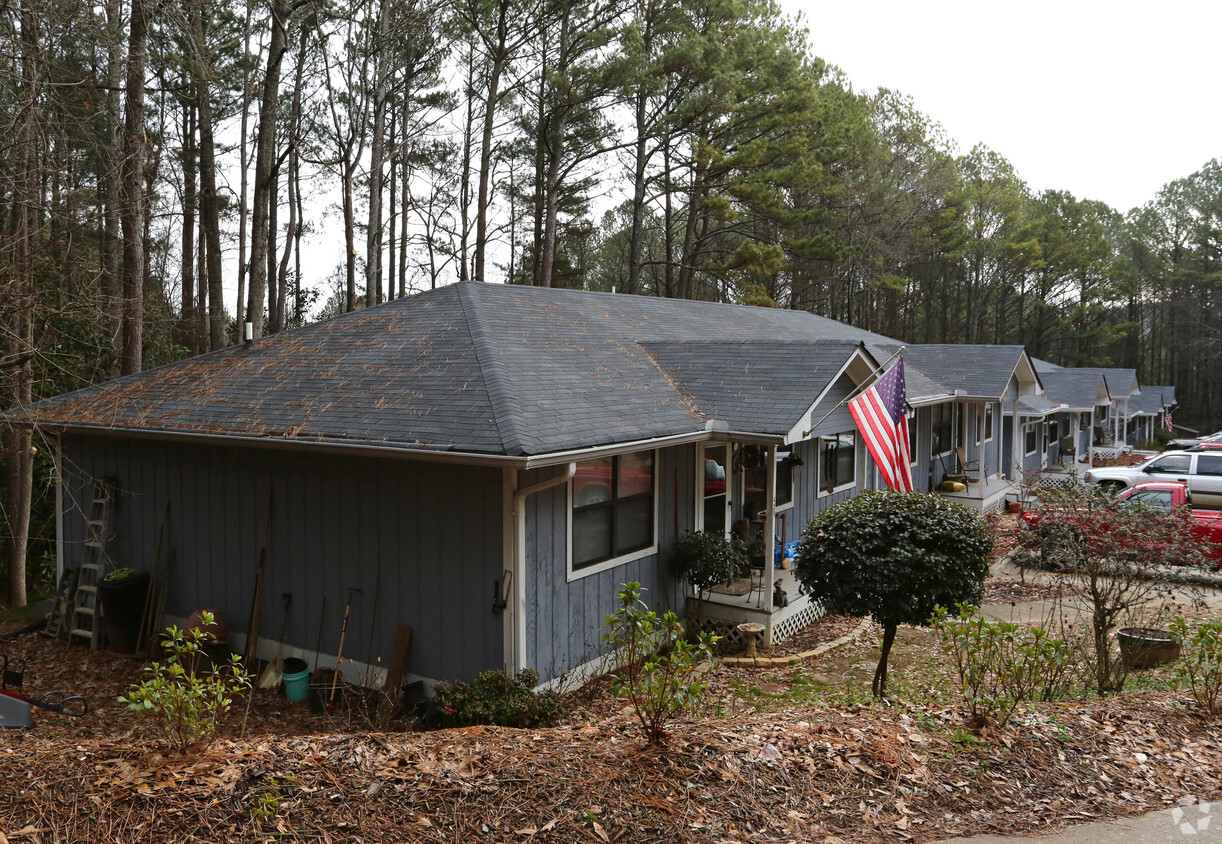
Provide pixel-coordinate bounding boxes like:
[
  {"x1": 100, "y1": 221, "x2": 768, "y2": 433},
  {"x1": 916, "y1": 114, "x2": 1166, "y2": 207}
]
[{"x1": 717, "y1": 617, "x2": 873, "y2": 668}]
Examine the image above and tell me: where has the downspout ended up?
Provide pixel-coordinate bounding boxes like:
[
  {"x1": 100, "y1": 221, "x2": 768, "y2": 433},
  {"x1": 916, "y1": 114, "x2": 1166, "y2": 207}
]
[{"x1": 510, "y1": 462, "x2": 576, "y2": 675}]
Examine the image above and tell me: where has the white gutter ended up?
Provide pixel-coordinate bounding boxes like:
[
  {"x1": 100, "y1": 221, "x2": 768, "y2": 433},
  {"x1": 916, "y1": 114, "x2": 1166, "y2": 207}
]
[
  {"x1": 509, "y1": 463, "x2": 577, "y2": 673},
  {"x1": 44, "y1": 421, "x2": 781, "y2": 471}
]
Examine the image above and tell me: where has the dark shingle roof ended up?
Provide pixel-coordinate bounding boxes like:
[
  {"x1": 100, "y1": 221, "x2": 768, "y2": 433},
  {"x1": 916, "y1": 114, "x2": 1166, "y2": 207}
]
[
  {"x1": 25, "y1": 284, "x2": 895, "y2": 456},
  {"x1": 1038, "y1": 369, "x2": 1108, "y2": 410},
  {"x1": 640, "y1": 340, "x2": 865, "y2": 434},
  {"x1": 877, "y1": 344, "x2": 1030, "y2": 400},
  {"x1": 1017, "y1": 394, "x2": 1059, "y2": 416},
  {"x1": 1127, "y1": 385, "x2": 1173, "y2": 416}
]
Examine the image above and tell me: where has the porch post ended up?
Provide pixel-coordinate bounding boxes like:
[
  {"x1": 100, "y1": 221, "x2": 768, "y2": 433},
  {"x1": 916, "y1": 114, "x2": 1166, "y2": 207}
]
[
  {"x1": 763, "y1": 444, "x2": 777, "y2": 646},
  {"x1": 976, "y1": 401, "x2": 986, "y2": 487}
]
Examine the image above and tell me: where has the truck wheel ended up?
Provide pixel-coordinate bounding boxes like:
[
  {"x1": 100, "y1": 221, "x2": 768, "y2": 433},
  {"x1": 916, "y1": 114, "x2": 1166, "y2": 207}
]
[{"x1": 1099, "y1": 481, "x2": 1126, "y2": 495}]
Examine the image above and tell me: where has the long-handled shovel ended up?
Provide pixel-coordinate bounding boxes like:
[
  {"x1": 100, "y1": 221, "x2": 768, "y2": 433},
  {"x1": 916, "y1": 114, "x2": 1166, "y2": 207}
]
[{"x1": 258, "y1": 593, "x2": 292, "y2": 689}]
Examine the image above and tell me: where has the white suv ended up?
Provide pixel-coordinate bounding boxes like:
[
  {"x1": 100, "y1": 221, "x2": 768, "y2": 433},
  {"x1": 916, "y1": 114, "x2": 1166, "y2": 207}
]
[{"x1": 1085, "y1": 451, "x2": 1222, "y2": 509}]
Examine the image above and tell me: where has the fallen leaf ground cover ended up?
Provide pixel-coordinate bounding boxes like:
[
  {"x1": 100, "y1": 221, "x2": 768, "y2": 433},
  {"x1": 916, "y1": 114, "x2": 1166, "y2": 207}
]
[{"x1": 3, "y1": 520, "x2": 1221, "y2": 842}]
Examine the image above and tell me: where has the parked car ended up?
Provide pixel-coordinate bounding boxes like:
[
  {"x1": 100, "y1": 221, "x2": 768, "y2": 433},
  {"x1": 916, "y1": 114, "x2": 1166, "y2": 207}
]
[
  {"x1": 1022, "y1": 481, "x2": 1222, "y2": 565},
  {"x1": 1084, "y1": 450, "x2": 1222, "y2": 509},
  {"x1": 1165, "y1": 430, "x2": 1222, "y2": 451}
]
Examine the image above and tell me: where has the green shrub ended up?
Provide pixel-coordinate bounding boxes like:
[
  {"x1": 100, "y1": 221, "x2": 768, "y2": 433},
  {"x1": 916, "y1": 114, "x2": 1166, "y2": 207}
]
[
  {"x1": 119, "y1": 611, "x2": 251, "y2": 752},
  {"x1": 795, "y1": 490, "x2": 992, "y2": 697},
  {"x1": 601, "y1": 582, "x2": 718, "y2": 744},
  {"x1": 431, "y1": 669, "x2": 562, "y2": 729},
  {"x1": 669, "y1": 530, "x2": 748, "y2": 625},
  {"x1": 1170, "y1": 617, "x2": 1222, "y2": 720},
  {"x1": 932, "y1": 604, "x2": 1072, "y2": 727}
]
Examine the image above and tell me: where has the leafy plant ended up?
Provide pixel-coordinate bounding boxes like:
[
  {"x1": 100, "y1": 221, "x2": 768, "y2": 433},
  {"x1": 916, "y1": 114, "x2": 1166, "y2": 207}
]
[
  {"x1": 932, "y1": 604, "x2": 1072, "y2": 727},
  {"x1": 1170, "y1": 617, "x2": 1222, "y2": 720},
  {"x1": 430, "y1": 668, "x2": 562, "y2": 729},
  {"x1": 1015, "y1": 483, "x2": 1210, "y2": 693},
  {"x1": 118, "y1": 611, "x2": 251, "y2": 752},
  {"x1": 795, "y1": 490, "x2": 992, "y2": 697},
  {"x1": 103, "y1": 566, "x2": 142, "y2": 583},
  {"x1": 669, "y1": 530, "x2": 748, "y2": 626},
  {"x1": 601, "y1": 582, "x2": 719, "y2": 744}
]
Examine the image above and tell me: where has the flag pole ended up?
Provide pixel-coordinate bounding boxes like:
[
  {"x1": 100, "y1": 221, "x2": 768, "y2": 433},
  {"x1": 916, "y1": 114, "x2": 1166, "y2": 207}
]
[{"x1": 802, "y1": 346, "x2": 906, "y2": 438}]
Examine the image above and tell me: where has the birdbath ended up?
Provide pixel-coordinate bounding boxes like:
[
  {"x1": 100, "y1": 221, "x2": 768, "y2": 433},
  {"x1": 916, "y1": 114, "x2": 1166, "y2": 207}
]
[{"x1": 737, "y1": 622, "x2": 765, "y2": 657}]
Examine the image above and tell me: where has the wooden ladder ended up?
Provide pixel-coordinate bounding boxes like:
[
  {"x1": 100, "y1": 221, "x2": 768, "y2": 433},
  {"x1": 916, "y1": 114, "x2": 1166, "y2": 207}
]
[{"x1": 69, "y1": 479, "x2": 115, "y2": 650}]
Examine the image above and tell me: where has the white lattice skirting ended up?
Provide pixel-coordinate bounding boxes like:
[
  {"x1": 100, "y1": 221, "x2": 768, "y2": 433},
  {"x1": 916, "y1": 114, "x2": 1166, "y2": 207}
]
[{"x1": 691, "y1": 597, "x2": 826, "y2": 647}]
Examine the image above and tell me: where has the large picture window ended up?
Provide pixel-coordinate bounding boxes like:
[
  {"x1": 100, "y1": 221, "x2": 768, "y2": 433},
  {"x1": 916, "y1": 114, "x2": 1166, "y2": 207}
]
[
  {"x1": 820, "y1": 433, "x2": 856, "y2": 494},
  {"x1": 572, "y1": 452, "x2": 655, "y2": 571}
]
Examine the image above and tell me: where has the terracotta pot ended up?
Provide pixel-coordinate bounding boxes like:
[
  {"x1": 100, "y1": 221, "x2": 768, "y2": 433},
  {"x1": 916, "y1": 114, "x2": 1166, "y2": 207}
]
[{"x1": 1007, "y1": 501, "x2": 1022, "y2": 514}]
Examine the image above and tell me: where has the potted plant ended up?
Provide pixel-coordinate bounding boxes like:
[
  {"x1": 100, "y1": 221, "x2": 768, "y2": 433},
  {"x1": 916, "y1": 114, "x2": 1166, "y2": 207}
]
[{"x1": 99, "y1": 566, "x2": 150, "y2": 654}]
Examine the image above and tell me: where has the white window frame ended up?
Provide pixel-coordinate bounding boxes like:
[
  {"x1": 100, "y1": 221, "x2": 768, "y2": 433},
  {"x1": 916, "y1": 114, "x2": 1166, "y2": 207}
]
[
  {"x1": 761, "y1": 447, "x2": 795, "y2": 514},
  {"x1": 697, "y1": 443, "x2": 731, "y2": 535},
  {"x1": 983, "y1": 404, "x2": 994, "y2": 443},
  {"x1": 1024, "y1": 421, "x2": 1038, "y2": 456},
  {"x1": 908, "y1": 410, "x2": 918, "y2": 468},
  {"x1": 817, "y1": 432, "x2": 858, "y2": 498},
  {"x1": 567, "y1": 449, "x2": 659, "y2": 582}
]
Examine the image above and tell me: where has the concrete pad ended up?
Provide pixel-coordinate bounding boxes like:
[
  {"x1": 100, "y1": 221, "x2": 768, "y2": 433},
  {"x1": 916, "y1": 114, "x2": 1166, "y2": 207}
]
[{"x1": 934, "y1": 803, "x2": 1219, "y2": 843}]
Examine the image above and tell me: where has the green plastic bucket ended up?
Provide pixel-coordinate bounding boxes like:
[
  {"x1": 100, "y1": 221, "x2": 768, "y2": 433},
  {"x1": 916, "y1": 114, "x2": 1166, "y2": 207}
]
[{"x1": 282, "y1": 658, "x2": 310, "y2": 702}]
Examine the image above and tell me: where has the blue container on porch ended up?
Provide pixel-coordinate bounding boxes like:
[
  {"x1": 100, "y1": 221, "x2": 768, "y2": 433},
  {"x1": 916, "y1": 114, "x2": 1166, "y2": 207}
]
[{"x1": 282, "y1": 658, "x2": 310, "y2": 702}]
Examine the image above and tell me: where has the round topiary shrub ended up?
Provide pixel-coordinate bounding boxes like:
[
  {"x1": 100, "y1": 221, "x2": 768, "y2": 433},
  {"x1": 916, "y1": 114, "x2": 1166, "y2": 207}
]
[{"x1": 795, "y1": 490, "x2": 992, "y2": 697}]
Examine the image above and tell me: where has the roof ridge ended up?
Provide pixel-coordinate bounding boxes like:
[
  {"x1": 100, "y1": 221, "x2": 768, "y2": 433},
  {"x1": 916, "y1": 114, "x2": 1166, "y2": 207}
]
[{"x1": 457, "y1": 283, "x2": 528, "y2": 456}]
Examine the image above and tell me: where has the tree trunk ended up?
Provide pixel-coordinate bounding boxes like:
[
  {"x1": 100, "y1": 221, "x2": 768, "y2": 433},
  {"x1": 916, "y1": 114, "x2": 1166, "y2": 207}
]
[
  {"x1": 236, "y1": 0, "x2": 256, "y2": 329},
  {"x1": 5, "y1": 0, "x2": 40, "y2": 606},
  {"x1": 872, "y1": 622, "x2": 898, "y2": 698},
  {"x1": 120, "y1": 0, "x2": 149, "y2": 374},
  {"x1": 101, "y1": 0, "x2": 124, "y2": 359},
  {"x1": 365, "y1": 0, "x2": 391, "y2": 306},
  {"x1": 474, "y1": 0, "x2": 510, "y2": 283},
  {"x1": 180, "y1": 100, "x2": 197, "y2": 351},
  {"x1": 189, "y1": 0, "x2": 226, "y2": 350},
  {"x1": 247, "y1": 0, "x2": 290, "y2": 338}
]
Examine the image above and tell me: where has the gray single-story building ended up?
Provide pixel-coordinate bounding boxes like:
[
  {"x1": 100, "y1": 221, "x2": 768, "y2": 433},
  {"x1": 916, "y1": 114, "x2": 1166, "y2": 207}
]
[{"x1": 29, "y1": 283, "x2": 948, "y2": 688}]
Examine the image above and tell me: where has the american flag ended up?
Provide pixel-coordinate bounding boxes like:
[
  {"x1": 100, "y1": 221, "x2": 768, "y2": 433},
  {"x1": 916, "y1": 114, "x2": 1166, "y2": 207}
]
[
  {"x1": 848, "y1": 359, "x2": 913, "y2": 491},
  {"x1": 1164, "y1": 411, "x2": 1173, "y2": 432}
]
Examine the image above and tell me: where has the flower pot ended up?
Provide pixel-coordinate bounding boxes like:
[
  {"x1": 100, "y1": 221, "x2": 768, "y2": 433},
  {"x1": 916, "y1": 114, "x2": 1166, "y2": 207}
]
[
  {"x1": 98, "y1": 569, "x2": 150, "y2": 654},
  {"x1": 1118, "y1": 627, "x2": 1180, "y2": 669},
  {"x1": 1007, "y1": 501, "x2": 1022, "y2": 514}
]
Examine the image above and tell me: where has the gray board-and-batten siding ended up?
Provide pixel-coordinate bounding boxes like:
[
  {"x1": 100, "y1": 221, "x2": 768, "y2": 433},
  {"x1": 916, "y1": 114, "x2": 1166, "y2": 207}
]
[{"x1": 58, "y1": 432, "x2": 505, "y2": 684}]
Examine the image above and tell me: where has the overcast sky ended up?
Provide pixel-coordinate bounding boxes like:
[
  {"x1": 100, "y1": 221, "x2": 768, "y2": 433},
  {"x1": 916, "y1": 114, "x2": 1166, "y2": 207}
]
[{"x1": 786, "y1": 0, "x2": 1222, "y2": 213}]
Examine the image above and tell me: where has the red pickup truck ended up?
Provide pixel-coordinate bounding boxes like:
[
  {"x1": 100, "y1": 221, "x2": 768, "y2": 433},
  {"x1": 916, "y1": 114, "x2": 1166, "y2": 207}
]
[{"x1": 1022, "y1": 481, "x2": 1222, "y2": 564}]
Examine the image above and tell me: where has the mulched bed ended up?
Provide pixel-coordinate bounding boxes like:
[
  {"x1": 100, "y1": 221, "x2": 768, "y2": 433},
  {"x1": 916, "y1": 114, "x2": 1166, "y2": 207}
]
[{"x1": 4, "y1": 691, "x2": 1220, "y2": 843}]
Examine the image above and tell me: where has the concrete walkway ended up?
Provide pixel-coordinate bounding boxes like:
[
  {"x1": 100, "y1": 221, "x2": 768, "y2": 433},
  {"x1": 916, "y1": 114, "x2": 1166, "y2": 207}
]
[{"x1": 934, "y1": 803, "x2": 1218, "y2": 842}]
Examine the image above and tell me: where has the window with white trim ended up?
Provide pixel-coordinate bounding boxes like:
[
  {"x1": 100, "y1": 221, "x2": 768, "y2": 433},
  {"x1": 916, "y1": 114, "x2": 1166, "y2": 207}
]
[
  {"x1": 1024, "y1": 422, "x2": 1037, "y2": 456},
  {"x1": 571, "y1": 451, "x2": 655, "y2": 572},
  {"x1": 819, "y1": 433, "x2": 856, "y2": 494}
]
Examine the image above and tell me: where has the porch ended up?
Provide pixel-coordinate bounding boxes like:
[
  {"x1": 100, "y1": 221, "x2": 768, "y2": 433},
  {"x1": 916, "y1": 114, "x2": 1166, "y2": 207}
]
[
  {"x1": 687, "y1": 565, "x2": 823, "y2": 649},
  {"x1": 934, "y1": 474, "x2": 1014, "y2": 514}
]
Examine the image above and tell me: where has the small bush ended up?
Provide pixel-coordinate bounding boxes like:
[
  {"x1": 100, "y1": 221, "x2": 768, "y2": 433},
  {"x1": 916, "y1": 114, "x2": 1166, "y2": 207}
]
[
  {"x1": 932, "y1": 604, "x2": 1072, "y2": 728},
  {"x1": 431, "y1": 669, "x2": 562, "y2": 729},
  {"x1": 602, "y1": 582, "x2": 718, "y2": 744},
  {"x1": 796, "y1": 490, "x2": 992, "y2": 697},
  {"x1": 119, "y1": 611, "x2": 251, "y2": 752},
  {"x1": 670, "y1": 530, "x2": 748, "y2": 625},
  {"x1": 1170, "y1": 617, "x2": 1222, "y2": 720}
]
